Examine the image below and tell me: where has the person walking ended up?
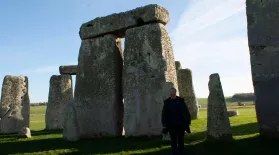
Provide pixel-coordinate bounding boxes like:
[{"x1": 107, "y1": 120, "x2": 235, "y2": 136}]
[{"x1": 161, "y1": 88, "x2": 191, "y2": 155}]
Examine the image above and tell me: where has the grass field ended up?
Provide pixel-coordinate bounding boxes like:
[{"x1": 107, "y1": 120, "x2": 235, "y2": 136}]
[
  {"x1": 0, "y1": 100, "x2": 277, "y2": 155},
  {"x1": 197, "y1": 97, "x2": 254, "y2": 107}
]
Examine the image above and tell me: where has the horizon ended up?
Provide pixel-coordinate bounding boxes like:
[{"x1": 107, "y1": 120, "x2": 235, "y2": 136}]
[{"x1": 0, "y1": 0, "x2": 253, "y2": 103}]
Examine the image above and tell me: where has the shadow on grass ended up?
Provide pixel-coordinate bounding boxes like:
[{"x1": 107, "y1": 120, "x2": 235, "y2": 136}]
[
  {"x1": 0, "y1": 133, "x2": 18, "y2": 138},
  {"x1": 139, "y1": 135, "x2": 279, "y2": 155},
  {"x1": 0, "y1": 129, "x2": 62, "y2": 137},
  {"x1": 185, "y1": 122, "x2": 258, "y2": 142},
  {"x1": 31, "y1": 129, "x2": 63, "y2": 136},
  {"x1": 0, "y1": 135, "x2": 165, "y2": 155},
  {"x1": 231, "y1": 122, "x2": 258, "y2": 136},
  {"x1": 0, "y1": 122, "x2": 261, "y2": 155}
]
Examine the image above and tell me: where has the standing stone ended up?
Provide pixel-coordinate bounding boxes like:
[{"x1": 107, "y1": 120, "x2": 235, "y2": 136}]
[
  {"x1": 123, "y1": 23, "x2": 178, "y2": 137},
  {"x1": 73, "y1": 34, "x2": 123, "y2": 138},
  {"x1": 246, "y1": 0, "x2": 279, "y2": 138},
  {"x1": 175, "y1": 61, "x2": 182, "y2": 70},
  {"x1": 206, "y1": 73, "x2": 232, "y2": 141},
  {"x1": 0, "y1": 75, "x2": 30, "y2": 133},
  {"x1": 45, "y1": 75, "x2": 73, "y2": 130},
  {"x1": 177, "y1": 68, "x2": 199, "y2": 120},
  {"x1": 63, "y1": 99, "x2": 79, "y2": 141}
]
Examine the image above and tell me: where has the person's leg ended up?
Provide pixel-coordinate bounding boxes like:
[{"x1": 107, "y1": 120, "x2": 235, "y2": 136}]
[
  {"x1": 169, "y1": 128, "x2": 178, "y2": 155},
  {"x1": 177, "y1": 128, "x2": 185, "y2": 155}
]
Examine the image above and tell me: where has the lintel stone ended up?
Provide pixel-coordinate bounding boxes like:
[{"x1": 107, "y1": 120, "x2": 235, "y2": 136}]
[
  {"x1": 59, "y1": 65, "x2": 77, "y2": 75},
  {"x1": 79, "y1": 4, "x2": 170, "y2": 40}
]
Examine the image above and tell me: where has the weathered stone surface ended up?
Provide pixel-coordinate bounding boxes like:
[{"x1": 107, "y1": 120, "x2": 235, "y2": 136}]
[
  {"x1": 227, "y1": 110, "x2": 239, "y2": 117},
  {"x1": 45, "y1": 75, "x2": 73, "y2": 130},
  {"x1": 254, "y1": 76, "x2": 279, "y2": 138},
  {"x1": 177, "y1": 68, "x2": 199, "y2": 120},
  {"x1": 74, "y1": 34, "x2": 123, "y2": 138},
  {"x1": 0, "y1": 75, "x2": 30, "y2": 134},
  {"x1": 59, "y1": 65, "x2": 77, "y2": 75},
  {"x1": 206, "y1": 73, "x2": 232, "y2": 141},
  {"x1": 246, "y1": 0, "x2": 279, "y2": 138},
  {"x1": 123, "y1": 23, "x2": 178, "y2": 137},
  {"x1": 249, "y1": 46, "x2": 279, "y2": 82},
  {"x1": 63, "y1": 99, "x2": 79, "y2": 141},
  {"x1": 246, "y1": 0, "x2": 279, "y2": 82},
  {"x1": 246, "y1": 0, "x2": 279, "y2": 46},
  {"x1": 175, "y1": 61, "x2": 182, "y2": 70},
  {"x1": 79, "y1": 4, "x2": 170, "y2": 39},
  {"x1": 18, "y1": 127, "x2": 31, "y2": 138}
]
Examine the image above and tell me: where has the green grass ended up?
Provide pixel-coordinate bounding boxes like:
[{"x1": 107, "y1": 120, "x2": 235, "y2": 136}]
[
  {"x1": 30, "y1": 106, "x2": 46, "y2": 131},
  {"x1": 0, "y1": 101, "x2": 277, "y2": 155},
  {"x1": 197, "y1": 97, "x2": 254, "y2": 108}
]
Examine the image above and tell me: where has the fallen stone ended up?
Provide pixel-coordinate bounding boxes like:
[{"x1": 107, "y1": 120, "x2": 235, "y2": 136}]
[
  {"x1": 18, "y1": 127, "x2": 31, "y2": 138},
  {"x1": 246, "y1": 0, "x2": 279, "y2": 138},
  {"x1": 238, "y1": 102, "x2": 246, "y2": 106},
  {"x1": 162, "y1": 133, "x2": 171, "y2": 142},
  {"x1": 175, "y1": 61, "x2": 182, "y2": 70},
  {"x1": 74, "y1": 34, "x2": 124, "y2": 139},
  {"x1": 177, "y1": 68, "x2": 199, "y2": 120},
  {"x1": 0, "y1": 75, "x2": 30, "y2": 133},
  {"x1": 63, "y1": 99, "x2": 79, "y2": 141},
  {"x1": 206, "y1": 73, "x2": 232, "y2": 141},
  {"x1": 59, "y1": 65, "x2": 77, "y2": 75},
  {"x1": 123, "y1": 23, "x2": 178, "y2": 137},
  {"x1": 79, "y1": 4, "x2": 170, "y2": 39},
  {"x1": 227, "y1": 110, "x2": 239, "y2": 117},
  {"x1": 45, "y1": 75, "x2": 73, "y2": 130}
]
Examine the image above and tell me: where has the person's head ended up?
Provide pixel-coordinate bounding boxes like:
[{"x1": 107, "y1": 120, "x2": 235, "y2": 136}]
[{"x1": 169, "y1": 88, "x2": 177, "y2": 98}]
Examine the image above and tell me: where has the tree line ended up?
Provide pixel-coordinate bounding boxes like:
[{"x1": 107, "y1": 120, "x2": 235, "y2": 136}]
[{"x1": 231, "y1": 92, "x2": 255, "y2": 101}]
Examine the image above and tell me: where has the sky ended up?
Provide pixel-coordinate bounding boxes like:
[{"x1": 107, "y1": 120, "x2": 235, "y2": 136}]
[{"x1": 0, "y1": 0, "x2": 253, "y2": 103}]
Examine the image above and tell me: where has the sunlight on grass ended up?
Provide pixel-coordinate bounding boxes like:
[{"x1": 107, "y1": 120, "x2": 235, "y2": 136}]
[
  {"x1": 12, "y1": 149, "x2": 79, "y2": 155},
  {"x1": 0, "y1": 102, "x2": 267, "y2": 155},
  {"x1": 30, "y1": 106, "x2": 46, "y2": 131}
]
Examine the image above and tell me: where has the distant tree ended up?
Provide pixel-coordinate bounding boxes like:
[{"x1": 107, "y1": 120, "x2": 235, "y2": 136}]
[
  {"x1": 231, "y1": 93, "x2": 255, "y2": 101},
  {"x1": 30, "y1": 102, "x2": 47, "y2": 106}
]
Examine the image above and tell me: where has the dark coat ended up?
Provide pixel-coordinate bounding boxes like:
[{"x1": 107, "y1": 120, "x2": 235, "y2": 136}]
[{"x1": 161, "y1": 96, "x2": 191, "y2": 133}]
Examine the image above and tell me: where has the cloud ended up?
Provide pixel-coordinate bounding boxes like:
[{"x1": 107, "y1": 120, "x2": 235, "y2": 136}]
[
  {"x1": 20, "y1": 65, "x2": 59, "y2": 74},
  {"x1": 172, "y1": 0, "x2": 245, "y2": 38},
  {"x1": 20, "y1": 61, "x2": 77, "y2": 74},
  {"x1": 170, "y1": 0, "x2": 253, "y2": 97}
]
